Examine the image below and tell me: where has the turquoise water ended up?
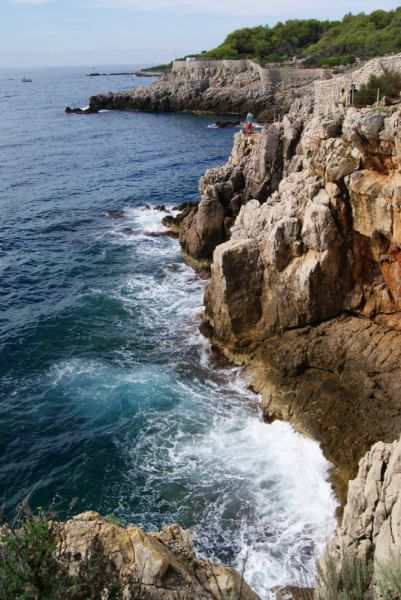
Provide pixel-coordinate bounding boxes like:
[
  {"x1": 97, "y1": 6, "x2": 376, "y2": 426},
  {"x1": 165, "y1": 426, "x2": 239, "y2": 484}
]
[{"x1": 0, "y1": 65, "x2": 336, "y2": 595}]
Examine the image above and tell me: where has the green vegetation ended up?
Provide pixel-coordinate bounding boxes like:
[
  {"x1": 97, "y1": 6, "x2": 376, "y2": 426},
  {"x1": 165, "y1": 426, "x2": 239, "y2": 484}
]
[
  {"x1": 201, "y1": 8, "x2": 401, "y2": 64},
  {"x1": 377, "y1": 548, "x2": 401, "y2": 600},
  {"x1": 353, "y1": 70, "x2": 401, "y2": 107},
  {"x1": 0, "y1": 494, "x2": 123, "y2": 600},
  {"x1": 141, "y1": 62, "x2": 172, "y2": 73},
  {"x1": 317, "y1": 56, "x2": 355, "y2": 68},
  {"x1": 104, "y1": 513, "x2": 125, "y2": 527},
  {"x1": 316, "y1": 555, "x2": 373, "y2": 600}
]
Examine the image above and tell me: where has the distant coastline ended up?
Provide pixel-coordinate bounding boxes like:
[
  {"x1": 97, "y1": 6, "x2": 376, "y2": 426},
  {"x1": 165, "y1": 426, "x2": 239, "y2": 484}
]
[{"x1": 87, "y1": 71, "x2": 162, "y2": 77}]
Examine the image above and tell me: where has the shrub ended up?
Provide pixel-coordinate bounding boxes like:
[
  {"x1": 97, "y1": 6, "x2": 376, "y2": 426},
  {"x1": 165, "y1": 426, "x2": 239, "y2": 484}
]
[
  {"x1": 0, "y1": 492, "x2": 124, "y2": 599},
  {"x1": 317, "y1": 56, "x2": 355, "y2": 67},
  {"x1": 104, "y1": 513, "x2": 125, "y2": 527},
  {"x1": 353, "y1": 70, "x2": 401, "y2": 107},
  {"x1": 316, "y1": 555, "x2": 372, "y2": 600},
  {"x1": 376, "y1": 548, "x2": 401, "y2": 600}
]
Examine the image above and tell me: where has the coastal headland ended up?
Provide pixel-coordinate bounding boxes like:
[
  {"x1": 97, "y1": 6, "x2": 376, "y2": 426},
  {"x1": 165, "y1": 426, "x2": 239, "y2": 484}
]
[{"x1": 84, "y1": 60, "x2": 328, "y2": 121}]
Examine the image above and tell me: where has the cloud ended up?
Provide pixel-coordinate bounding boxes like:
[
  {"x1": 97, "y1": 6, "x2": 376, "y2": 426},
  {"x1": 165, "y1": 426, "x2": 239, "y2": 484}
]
[
  {"x1": 11, "y1": 0, "x2": 56, "y2": 4},
  {"x1": 9, "y1": 0, "x2": 391, "y2": 17},
  {"x1": 86, "y1": 0, "x2": 381, "y2": 17}
]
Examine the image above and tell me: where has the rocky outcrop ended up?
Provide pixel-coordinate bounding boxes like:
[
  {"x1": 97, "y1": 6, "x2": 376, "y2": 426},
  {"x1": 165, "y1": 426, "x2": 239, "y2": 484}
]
[
  {"x1": 199, "y1": 104, "x2": 401, "y2": 492},
  {"x1": 316, "y1": 436, "x2": 401, "y2": 598},
  {"x1": 88, "y1": 60, "x2": 321, "y2": 122},
  {"x1": 165, "y1": 97, "x2": 317, "y2": 265},
  {"x1": 61, "y1": 512, "x2": 260, "y2": 600}
]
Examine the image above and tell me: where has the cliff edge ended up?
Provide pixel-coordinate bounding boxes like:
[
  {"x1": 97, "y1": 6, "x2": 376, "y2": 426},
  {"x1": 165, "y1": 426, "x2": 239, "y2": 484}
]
[{"x1": 189, "y1": 103, "x2": 401, "y2": 502}]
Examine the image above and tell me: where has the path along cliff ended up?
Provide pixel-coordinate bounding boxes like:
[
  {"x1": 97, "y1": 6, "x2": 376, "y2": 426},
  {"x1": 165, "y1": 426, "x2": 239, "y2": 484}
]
[{"x1": 166, "y1": 100, "x2": 401, "y2": 511}]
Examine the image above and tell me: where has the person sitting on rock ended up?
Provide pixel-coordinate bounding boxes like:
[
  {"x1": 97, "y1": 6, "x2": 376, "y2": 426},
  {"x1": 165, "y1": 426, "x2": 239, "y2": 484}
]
[{"x1": 245, "y1": 112, "x2": 254, "y2": 135}]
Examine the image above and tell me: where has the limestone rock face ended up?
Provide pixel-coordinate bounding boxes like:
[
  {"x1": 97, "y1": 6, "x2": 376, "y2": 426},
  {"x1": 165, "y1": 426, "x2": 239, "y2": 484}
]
[
  {"x1": 89, "y1": 61, "x2": 320, "y2": 122},
  {"x1": 176, "y1": 126, "x2": 285, "y2": 262},
  {"x1": 199, "y1": 105, "x2": 401, "y2": 486},
  {"x1": 61, "y1": 512, "x2": 260, "y2": 600},
  {"x1": 316, "y1": 436, "x2": 401, "y2": 598},
  {"x1": 203, "y1": 107, "x2": 401, "y2": 345}
]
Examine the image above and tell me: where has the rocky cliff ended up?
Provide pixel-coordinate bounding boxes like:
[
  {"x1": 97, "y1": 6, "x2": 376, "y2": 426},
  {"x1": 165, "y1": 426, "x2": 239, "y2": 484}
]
[
  {"x1": 59, "y1": 512, "x2": 260, "y2": 600},
  {"x1": 88, "y1": 61, "x2": 322, "y2": 122},
  {"x1": 316, "y1": 435, "x2": 401, "y2": 598},
  {"x1": 185, "y1": 102, "x2": 401, "y2": 501},
  {"x1": 162, "y1": 98, "x2": 313, "y2": 269}
]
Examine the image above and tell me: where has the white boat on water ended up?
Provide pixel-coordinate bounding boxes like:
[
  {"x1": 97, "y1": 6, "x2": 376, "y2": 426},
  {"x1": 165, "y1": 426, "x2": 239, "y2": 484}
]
[{"x1": 21, "y1": 77, "x2": 32, "y2": 82}]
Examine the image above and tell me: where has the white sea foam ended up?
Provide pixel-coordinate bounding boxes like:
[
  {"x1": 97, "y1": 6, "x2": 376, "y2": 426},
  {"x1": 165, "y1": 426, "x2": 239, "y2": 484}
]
[{"x1": 86, "y1": 203, "x2": 337, "y2": 597}]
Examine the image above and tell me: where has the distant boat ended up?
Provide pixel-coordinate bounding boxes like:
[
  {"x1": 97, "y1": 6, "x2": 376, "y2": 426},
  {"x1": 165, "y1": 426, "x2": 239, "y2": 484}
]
[{"x1": 21, "y1": 77, "x2": 32, "y2": 83}]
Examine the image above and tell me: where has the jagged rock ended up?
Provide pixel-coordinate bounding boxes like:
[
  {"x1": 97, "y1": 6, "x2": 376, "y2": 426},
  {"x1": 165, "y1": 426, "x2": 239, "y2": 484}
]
[
  {"x1": 61, "y1": 512, "x2": 260, "y2": 600},
  {"x1": 199, "y1": 105, "x2": 401, "y2": 493},
  {"x1": 315, "y1": 436, "x2": 401, "y2": 599},
  {"x1": 174, "y1": 125, "x2": 286, "y2": 262},
  {"x1": 179, "y1": 198, "x2": 228, "y2": 260},
  {"x1": 161, "y1": 202, "x2": 198, "y2": 236}
]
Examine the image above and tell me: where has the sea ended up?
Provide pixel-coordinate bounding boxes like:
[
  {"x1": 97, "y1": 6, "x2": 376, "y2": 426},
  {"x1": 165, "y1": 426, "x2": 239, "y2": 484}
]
[{"x1": 0, "y1": 65, "x2": 337, "y2": 596}]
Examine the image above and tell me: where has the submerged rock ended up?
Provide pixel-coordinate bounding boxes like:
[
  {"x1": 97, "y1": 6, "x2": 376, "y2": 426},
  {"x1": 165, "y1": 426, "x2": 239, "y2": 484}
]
[
  {"x1": 107, "y1": 210, "x2": 125, "y2": 219},
  {"x1": 65, "y1": 106, "x2": 98, "y2": 115}
]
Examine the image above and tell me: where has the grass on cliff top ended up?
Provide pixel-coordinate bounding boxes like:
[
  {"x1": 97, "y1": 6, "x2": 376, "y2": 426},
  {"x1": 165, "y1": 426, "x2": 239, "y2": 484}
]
[{"x1": 199, "y1": 8, "x2": 401, "y2": 65}]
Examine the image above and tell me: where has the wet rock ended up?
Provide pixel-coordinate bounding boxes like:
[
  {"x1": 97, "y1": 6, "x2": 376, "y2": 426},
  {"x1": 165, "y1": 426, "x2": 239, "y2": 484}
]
[
  {"x1": 107, "y1": 210, "x2": 125, "y2": 219},
  {"x1": 65, "y1": 106, "x2": 98, "y2": 114},
  {"x1": 161, "y1": 201, "x2": 198, "y2": 236},
  {"x1": 215, "y1": 120, "x2": 240, "y2": 128}
]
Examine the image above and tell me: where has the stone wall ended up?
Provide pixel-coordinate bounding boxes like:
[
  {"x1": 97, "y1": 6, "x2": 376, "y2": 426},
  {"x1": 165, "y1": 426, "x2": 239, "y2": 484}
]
[
  {"x1": 172, "y1": 59, "x2": 327, "y2": 86},
  {"x1": 314, "y1": 54, "x2": 401, "y2": 116}
]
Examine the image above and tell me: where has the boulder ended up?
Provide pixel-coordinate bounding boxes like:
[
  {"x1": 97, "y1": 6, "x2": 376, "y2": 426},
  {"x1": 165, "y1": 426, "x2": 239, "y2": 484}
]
[{"x1": 60, "y1": 512, "x2": 260, "y2": 600}]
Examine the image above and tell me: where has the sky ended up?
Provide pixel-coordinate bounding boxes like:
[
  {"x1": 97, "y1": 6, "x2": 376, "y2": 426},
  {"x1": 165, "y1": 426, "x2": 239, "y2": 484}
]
[{"x1": 1, "y1": 0, "x2": 400, "y2": 68}]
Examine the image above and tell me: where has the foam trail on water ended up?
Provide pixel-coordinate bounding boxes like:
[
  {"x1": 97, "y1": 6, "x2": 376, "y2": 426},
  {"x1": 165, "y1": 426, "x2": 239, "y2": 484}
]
[
  {"x1": 94, "y1": 207, "x2": 338, "y2": 596},
  {"x1": 33, "y1": 206, "x2": 337, "y2": 599}
]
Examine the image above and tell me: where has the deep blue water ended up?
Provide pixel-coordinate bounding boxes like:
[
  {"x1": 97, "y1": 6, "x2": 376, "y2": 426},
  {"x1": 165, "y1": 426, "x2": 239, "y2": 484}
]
[{"x1": 0, "y1": 65, "x2": 336, "y2": 595}]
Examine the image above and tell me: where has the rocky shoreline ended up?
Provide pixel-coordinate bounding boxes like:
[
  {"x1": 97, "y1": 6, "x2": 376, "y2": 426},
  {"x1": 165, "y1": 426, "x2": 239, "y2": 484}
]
[
  {"x1": 159, "y1": 96, "x2": 401, "y2": 597},
  {"x1": 82, "y1": 60, "x2": 322, "y2": 122},
  {"x1": 64, "y1": 54, "x2": 401, "y2": 595},
  {"x1": 167, "y1": 102, "x2": 401, "y2": 498}
]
